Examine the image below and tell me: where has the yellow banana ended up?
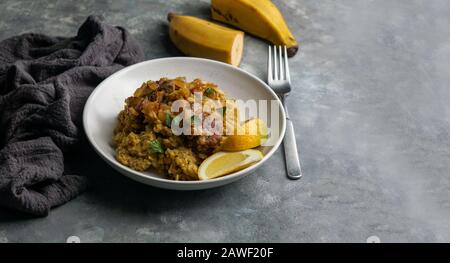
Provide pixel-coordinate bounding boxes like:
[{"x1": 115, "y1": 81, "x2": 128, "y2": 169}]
[
  {"x1": 167, "y1": 13, "x2": 245, "y2": 66},
  {"x1": 211, "y1": 0, "x2": 298, "y2": 57}
]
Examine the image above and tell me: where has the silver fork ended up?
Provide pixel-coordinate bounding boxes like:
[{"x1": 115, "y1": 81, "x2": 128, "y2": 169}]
[{"x1": 268, "y1": 45, "x2": 302, "y2": 180}]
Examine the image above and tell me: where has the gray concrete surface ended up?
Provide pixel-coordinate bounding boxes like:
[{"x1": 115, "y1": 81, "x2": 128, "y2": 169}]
[{"x1": 1, "y1": 0, "x2": 450, "y2": 242}]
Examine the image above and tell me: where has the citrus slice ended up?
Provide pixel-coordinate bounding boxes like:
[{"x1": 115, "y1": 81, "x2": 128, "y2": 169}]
[
  {"x1": 243, "y1": 118, "x2": 269, "y2": 143},
  {"x1": 221, "y1": 118, "x2": 269, "y2": 151},
  {"x1": 198, "y1": 149, "x2": 264, "y2": 180},
  {"x1": 221, "y1": 135, "x2": 261, "y2": 151}
]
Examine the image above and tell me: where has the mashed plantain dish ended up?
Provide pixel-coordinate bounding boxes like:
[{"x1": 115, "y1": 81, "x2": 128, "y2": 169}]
[{"x1": 113, "y1": 77, "x2": 235, "y2": 181}]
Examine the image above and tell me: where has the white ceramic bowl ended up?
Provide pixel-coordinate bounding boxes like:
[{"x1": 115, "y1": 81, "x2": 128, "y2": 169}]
[{"x1": 83, "y1": 57, "x2": 285, "y2": 190}]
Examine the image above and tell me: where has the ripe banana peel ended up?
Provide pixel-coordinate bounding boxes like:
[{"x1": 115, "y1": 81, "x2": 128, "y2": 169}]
[
  {"x1": 211, "y1": 0, "x2": 298, "y2": 57},
  {"x1": 168, "y1": 13, "x2": 244, "y2": 66}
]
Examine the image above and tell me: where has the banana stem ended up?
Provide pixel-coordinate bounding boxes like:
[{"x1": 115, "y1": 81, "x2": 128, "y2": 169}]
[{"x1": 167, "y1": 12, "x2": 176, "y2": 22}]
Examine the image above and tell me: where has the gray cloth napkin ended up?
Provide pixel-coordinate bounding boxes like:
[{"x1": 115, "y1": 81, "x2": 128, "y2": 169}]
[{"x1": 0, "y1": 15, "x2": 144, "y2": 216}]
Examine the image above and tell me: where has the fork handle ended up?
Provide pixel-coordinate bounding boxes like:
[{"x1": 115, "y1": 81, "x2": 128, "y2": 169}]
[
  {"x1": 283, "y1": 119, "x2": 302, "y2": 180},
  {"x1": 280, "y1": 94, "x2": 302, "y2": 180}
]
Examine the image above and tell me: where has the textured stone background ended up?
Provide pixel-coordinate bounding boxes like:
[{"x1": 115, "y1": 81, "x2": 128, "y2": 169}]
[{"x1": 1, "y1": 0, "x2": 450, "y2": 242}]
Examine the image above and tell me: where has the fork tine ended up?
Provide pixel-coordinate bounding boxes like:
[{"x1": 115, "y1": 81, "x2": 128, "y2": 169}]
[
  {"x1": 279, "y1": 46, "x2": 284, "y2": 80},
  {"x1": 268, "y1": 46, "x2": 272, "y2": 82},
  {"x1": 273, "y1": 45, "x2": 278, "y2": 80},
  {"x1": 284, "y1": 46, "x2": 291, "y2": 82}
]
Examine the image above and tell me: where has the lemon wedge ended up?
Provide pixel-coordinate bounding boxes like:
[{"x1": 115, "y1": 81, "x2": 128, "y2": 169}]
[
  {"x1": 243, "y1": 118, "x2": 269, "y2": 143},
  {"x1": 198, "y1": 149, "x2": 264, "y2": 180},
  {"x1": 221, "y1": 135, "x2": 261, "y2": 152},
  {"x1": 221, "y1": 118, "x2": 269, "y2": 151}
]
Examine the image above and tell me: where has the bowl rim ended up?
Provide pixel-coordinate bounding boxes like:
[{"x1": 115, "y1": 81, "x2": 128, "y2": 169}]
[{"x1": 83, "y1": 57, "x2": 286, "y2": 186}]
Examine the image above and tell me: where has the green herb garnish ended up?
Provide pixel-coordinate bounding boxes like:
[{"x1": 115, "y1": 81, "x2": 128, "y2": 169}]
[
  {"x1": 204, "y1": 87, "x2": 215, "y2": 96},
  {"x1": 165, "y1": 112, "x2": 172, "y2": 127},
  {"x1": 149, "y1": 140, "x2": 164, "y2": 154}
]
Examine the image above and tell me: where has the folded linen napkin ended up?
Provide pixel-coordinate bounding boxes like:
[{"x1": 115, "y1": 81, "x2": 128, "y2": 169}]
[{"x1": 0, "y1": 15, "x2": 144, "y2": 216}]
